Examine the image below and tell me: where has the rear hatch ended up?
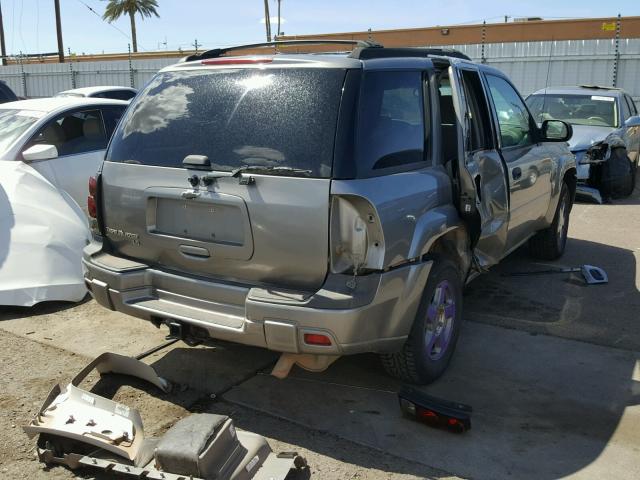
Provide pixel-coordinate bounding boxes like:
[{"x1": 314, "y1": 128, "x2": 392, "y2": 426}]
[{"x1": 100, "y1": 62, "x2": 348, "y2": 291}]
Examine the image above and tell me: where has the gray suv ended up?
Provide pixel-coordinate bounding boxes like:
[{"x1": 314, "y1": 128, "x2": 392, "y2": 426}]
[{"x1": 83, "y1": 41, "x2": 576, "y2": 384}]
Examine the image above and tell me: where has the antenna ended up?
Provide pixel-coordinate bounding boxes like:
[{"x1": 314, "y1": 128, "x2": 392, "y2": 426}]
[{"x1": 539, "y1": 37, "x2": 554, "y2": 123}]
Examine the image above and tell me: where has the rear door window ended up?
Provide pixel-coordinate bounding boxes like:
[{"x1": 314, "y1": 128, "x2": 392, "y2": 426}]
[
  {"x1": 107, "y1": 68, "x2": 346, "y2": 177},
  {"x1": 355, "y1": 71, "x2": 427, "y2": 175},
  {"x1": 94, "y1": 90, "x2": 136, "y2": 101}
]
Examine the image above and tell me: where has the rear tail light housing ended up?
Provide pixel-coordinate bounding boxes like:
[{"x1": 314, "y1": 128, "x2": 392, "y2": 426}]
[
  {"x1": 88, "y1": 175, "x2": 101, "y2": 233},
  {"x1": 329, "y1": 195, "x2": 385, "y2": 275}
]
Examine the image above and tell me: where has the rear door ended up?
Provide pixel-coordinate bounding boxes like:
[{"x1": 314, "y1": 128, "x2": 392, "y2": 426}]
[
  {"x1": 482, "y1": 73, "x2": 554, "y2": 251},
  {"x1": 100, "y1": 66, "x2": 346, "y2": 291},
  {"x1": 448, "y1": 64, "x2": 509, "y2": 267}
]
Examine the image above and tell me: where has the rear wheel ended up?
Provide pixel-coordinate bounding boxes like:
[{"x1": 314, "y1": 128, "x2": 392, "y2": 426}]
[
  {"x1": 529, "y1": 181, "x2": 571, "y2": 260},
  {"x1": 381, "y1": 259, "x2": 462, "y2": 384}
]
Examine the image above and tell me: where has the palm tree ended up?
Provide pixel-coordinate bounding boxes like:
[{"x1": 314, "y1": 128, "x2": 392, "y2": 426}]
[
  {"x1": 263, "y1": 0, "x2": 271, "y2": 41},
  {"x1": 103, "y1": 0, "x2": 160, "y2": 53}
]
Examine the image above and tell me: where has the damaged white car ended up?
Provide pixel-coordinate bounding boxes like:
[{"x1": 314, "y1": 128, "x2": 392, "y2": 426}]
[
  {"x1": 0, "y1": 98, "x2": 127, "y2": 306},
  {"x1": 527, "y1": 85, "x2": 640, "y2": 202},
  {"x1": 0, "y1": 161, "x2": 89, "y2": 306}
]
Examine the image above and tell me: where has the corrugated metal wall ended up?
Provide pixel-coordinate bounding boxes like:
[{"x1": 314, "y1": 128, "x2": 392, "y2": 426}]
[
  {"x1": 0, "y1": 57, "x2": 177, "y2": 98},
  {"x1": 434, "y1": 39, "x2": 640, "y2": 103},
  {"x1": 0, "y1": 39, "x2": 638, "y2": 103}
]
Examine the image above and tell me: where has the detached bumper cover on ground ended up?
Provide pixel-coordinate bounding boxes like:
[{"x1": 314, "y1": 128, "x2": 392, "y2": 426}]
[
  {"x1": 23, "y1": 352, "x2": 304, "y2": 480},
  {"x1": 0, "y1": 161, "x2": 89, "y2": 306}
]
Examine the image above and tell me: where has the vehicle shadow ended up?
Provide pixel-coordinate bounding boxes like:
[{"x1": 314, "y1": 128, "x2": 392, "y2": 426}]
[
  {"x1": 0, "y1": 295, "x2": 90, "y2": 321},
  {"x1": 465, "y1": 235, "x2": 640, "y2": 351},
  {"x1": 135, "y1": 232, "x2": 639, "y2": 479}
]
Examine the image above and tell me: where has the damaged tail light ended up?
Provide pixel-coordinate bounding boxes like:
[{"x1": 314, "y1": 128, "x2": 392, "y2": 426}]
[
  {"x1": 88, "y1": 176, "x2": 98, "y2": 219},
  {"x1": 88, "y1": 175, "x2": 103, "y2": 234},
  {"x1": 329, "y1": 195, "x2": 385, "y2": 276},
  {"x1": 398, "y1": 386, "x2": 472, "y2": 433}
]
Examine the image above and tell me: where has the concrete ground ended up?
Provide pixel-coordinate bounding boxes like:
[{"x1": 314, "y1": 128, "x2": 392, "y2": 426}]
[{"x1": 0, "y1": 187, "x2": 638, "y2": 479}]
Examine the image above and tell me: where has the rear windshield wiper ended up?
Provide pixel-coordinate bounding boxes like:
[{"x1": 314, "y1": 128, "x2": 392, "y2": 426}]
[
  {"x1": 200, "y1": 165, "x2": 314, "y2": 186},
  {"x1": 230, "y1": 165, "x2": 313, "y2": 177}
]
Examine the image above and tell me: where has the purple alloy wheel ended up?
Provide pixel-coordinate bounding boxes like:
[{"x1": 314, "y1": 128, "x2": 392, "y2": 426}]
[{"x1": 424, "y1": 280, "x2": 456, "y2": 361}]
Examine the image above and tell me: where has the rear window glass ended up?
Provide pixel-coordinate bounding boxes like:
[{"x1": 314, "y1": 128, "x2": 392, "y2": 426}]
[
  {"x1": 355, "y1": 71, "x2": 426, "y2": 174},
  {"x1": 106, "y1": 68, "x2": 346, "y2": 177}
]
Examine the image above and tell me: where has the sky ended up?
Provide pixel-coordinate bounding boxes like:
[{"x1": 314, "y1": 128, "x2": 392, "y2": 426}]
[{"x1": 2, "y1": 0, "x2": 639, "y2": 56}]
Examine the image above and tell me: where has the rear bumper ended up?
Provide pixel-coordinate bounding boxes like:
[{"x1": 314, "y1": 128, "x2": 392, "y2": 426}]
[{"x1": 82, "y1": 243, "x2": 433, "y2": 355}]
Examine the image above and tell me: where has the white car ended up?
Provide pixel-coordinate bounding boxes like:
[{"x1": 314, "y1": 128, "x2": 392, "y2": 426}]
[
  {"x1": 56, "y1": 86, "x2": 137, "y2": 101},
  {"x1": 0, "y1": 96, "x2": 128, "y2": 214}
]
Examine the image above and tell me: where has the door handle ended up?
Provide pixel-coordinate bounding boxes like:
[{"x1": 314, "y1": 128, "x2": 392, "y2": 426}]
[{"x1": 512, "y1": 167, "x2": 522, "y2": 180}]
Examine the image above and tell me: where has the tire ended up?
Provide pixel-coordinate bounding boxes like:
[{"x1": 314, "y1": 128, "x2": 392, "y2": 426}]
[
  {"x1": 381, "y1": 258, "x2": 463, "y2": 384},
  {"x1": 602, "y1": 147, "x2": 634, "y2": 198},
  {"x1": 529, "y1": 181, "x2": 571, "y2": 260}
]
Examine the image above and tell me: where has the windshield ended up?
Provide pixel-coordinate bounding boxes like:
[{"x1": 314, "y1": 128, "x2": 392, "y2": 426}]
[
  {"x1": 106, "y1": 68, "x2": 346, "y2": 177},
  {"x1": 0, "y1": 109, "x2": 43, "y2": 153},
  {"x1": 526, "y1": 93, "x2": 618, "y2": 127}
]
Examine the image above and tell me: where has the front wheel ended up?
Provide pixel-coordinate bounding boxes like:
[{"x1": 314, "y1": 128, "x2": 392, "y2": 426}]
[
  {"x1": 529, "y1": 181, "x2": 571, "y2": 260},
  {"x1": 381, "y1": 259, "x2": 463, "y2": 384}
]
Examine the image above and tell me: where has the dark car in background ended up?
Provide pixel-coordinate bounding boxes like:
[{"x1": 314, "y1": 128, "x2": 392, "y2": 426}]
[
  {"x1": 527, "y1": 85, "x2": 640, "y2": 201},
  {"x1": 0, "y1": 80, "x2": 18, "y2": 103}
]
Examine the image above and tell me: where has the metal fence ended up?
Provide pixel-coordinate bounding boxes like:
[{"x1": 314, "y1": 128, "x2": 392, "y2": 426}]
[
  {"x1": 0, "y1": 38, "x2": 639, "y2": 103},
  {"x1": 0, "y1": 57, "x2": 176, "y2": 98},
  {"x1": 440, "y1": 38, "x2": 640, "y2": 103}
]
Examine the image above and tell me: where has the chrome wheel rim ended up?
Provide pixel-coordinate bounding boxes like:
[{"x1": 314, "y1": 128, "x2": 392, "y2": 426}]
[{"x1": 424, "y1": 280, "x2": 456, "y2": 361}]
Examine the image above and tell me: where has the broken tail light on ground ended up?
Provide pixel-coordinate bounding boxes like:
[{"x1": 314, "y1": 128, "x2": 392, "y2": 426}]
[{"x1": 398, "y1": 385, "x2": 472, "y2": 433}]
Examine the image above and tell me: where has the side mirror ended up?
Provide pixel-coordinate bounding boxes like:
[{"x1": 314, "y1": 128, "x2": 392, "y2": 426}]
[
  {"x1": 22, "y1": 144, "x2": 58, "y2": 162},
  {"x1": 540, "y1": 119, "x2": 572, "y2": 142},
  {"x1": 624, "y1": 115, "x2": 640, "y2": 128}
]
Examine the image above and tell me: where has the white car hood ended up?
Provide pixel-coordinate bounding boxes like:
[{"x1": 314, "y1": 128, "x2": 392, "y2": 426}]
[{"x1": 0, "y1": 160, "x2": 90, "y2": 306}]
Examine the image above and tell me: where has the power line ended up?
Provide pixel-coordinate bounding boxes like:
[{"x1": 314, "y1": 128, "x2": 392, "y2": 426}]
[{"x1": 75, "y1": 0, "x2": 149, "y2": 51}]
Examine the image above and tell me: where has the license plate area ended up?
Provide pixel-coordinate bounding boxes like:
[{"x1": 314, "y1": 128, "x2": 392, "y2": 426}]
[
  {"x1": 154, "y1": 197, "x2": 243, "y2": 245},
  {"x1": 145, "y1": 188, "x2": 254, "y2": 261}
]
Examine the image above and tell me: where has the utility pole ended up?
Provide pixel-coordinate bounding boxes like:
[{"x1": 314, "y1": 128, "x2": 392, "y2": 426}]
[
  {"x1": 0, "y1": 2, "x2": 6, "y2": 66},
  {"x1": 263, "y1": 0, "x2": 271, "y2": 41},
  {"x1": 192, "y1": 39, "x2": 199, "y2": 55},
  {"x1": 54, "y1": 0, "x2": 64, "y2": 63},
  {"x1": 276, "y1": 0, "x2": 282, "y2": 39}
]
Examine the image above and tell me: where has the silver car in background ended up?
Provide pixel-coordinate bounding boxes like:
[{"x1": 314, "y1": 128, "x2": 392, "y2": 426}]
[{"x1": 527, "y1": 85, "x2": 640, "y2": 201}]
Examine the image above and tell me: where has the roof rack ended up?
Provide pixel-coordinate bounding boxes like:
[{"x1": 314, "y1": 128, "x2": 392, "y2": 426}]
[
  {"x1": 184, "y1": 39, "x2": 383, "y2": 62},
  {"x1": 350, "y1": 47, "x2": 471, "y2": 61},
  {"x1": 579, "y1": 84, "x2": 621, "y2": 90}
]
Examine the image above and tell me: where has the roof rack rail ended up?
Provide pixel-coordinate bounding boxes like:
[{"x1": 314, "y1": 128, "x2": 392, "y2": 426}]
[
  {"x1": 350, "y1": 47, "x2": 471, "y2": 61},
  {"x1": 184, "y1": 39, "x2": 383, "y2": 62},
  {"x1": 579, "y1": 84, "x2": 620, "y2": 90}
]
